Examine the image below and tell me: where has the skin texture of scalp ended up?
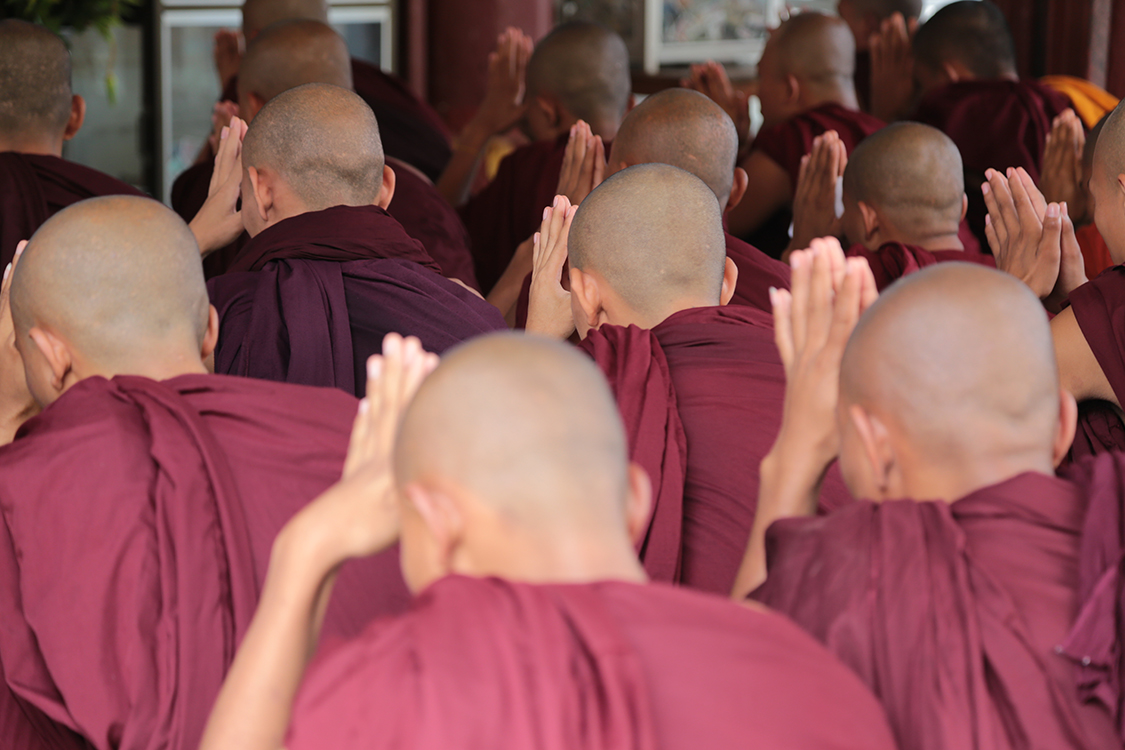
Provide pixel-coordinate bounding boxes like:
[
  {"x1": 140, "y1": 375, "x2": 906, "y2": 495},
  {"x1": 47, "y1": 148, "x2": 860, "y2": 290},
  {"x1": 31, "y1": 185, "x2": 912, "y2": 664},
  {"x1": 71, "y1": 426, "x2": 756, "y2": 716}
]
[
  {"x1": 525, "y1": 22, "x2": 632, "y2": 128},
  {"x1": 242, "y1": 0, "x2": 329, "y2": 39},
  {"x1": 239, "y1": 20, "x2": 354, "y2": 105},
  {"x1": 771, "y1": 13, "x2": 857, "y2": 90},
  {"x1": 0, "y1": 19, "x2": 73, "y2": 138},
  {"x1": 912, "y1": 0, "x2": 1017, "y2": 79}
]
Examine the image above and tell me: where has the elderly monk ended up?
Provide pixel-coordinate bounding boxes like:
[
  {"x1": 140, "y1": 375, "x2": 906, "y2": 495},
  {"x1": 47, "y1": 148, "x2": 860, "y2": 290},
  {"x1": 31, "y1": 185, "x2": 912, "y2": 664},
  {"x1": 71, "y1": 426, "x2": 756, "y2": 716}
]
[
  {"x1": 0, "y1": 20, "x2": 145, "y2": 268},
  {"x1": 911, "y1": 0, "x2": 1073, "y2": 246},
  {"x1": 174, "y1": 21, "x2": 477, "y2": 286},
  {"x1": 726, "y1": 12, "x2": 885, "y2": 255},
  {"x1": 735, "y1": 250, "x2": 1121, "y2": 750},
  {"x1": 0, "y1": 196, "x2": 411, "y2": 750},
  {"x1": 193, "y1": 332, "x2": 898, "y2": 750},
  {"x1": 525, "y1": 164, "x2": 853, "y2": 593},
  {"x1": 195, "y1": 84, "x2": 504, "y2": 398},
  {"x1": 441, "y1": 22, "x2": 632, "y2": 294},
  {"x1": 835, "y1": 0, "x2": 922, "y2": 112}
]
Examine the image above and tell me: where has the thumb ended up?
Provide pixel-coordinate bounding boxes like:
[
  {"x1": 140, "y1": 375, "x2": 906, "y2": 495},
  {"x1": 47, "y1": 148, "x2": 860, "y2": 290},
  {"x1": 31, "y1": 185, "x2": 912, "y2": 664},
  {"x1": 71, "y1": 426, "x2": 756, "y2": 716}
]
[{"x1": 1040, "y1": 203, "x2": 1063, "y2": 262}]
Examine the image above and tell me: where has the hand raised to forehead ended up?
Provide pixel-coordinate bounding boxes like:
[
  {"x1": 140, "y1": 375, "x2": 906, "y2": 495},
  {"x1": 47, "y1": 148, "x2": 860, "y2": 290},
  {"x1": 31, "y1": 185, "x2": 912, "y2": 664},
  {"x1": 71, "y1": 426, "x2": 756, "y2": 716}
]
[
  {"x1": 190, "y1": 115, "x2": 248, "y2": 257},
  {"x1": 556, "y1": 120, "x2": 605, "y2": 206},
  {"x1": 983, "y1": 167, "x2": 1068, "y2": 303},
  {"x1": 527, "y1": 196, "x2": 578, "y2": 340},
  {"x1": 789, "y1": 130, "x2": 847, "y2": 253}
]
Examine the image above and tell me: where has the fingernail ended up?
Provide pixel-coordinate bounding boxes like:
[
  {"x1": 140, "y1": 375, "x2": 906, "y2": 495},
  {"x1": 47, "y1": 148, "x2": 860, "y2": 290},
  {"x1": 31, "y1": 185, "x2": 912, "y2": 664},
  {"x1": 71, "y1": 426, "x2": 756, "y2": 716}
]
[
  {"x1": 981, "y1": 182, "x2": 990, "y2": 195},
  {"x1": 1047, "y1": 203, "x2": 1059, "y2": 218},
  {"x1": 553, "y1": 196, "x2": 561, "y2": 208},
  {"x1": 358, "y1": 399, "x2": 369, "y2": 414},
  {"x1": 368, "y1": 357, "x2": 382, "y2": 379},
  {"x1": 985, "y1": 214, "x2": 992, "y2": 226},
  {"x1": 768, "y1": 287, "x2": 777, "y2": 305},
  {"x1": 220, "y1": 126, "x2": 229, "y2": 140},
  {"x1": 2, "y1": 264, "x2": 9, "y2": 282},
  {"x1": 1061, "y1": 201, "x2": 1069, "y2": 216},
  {"x1": 543, "y1": 207, "x2": 551, "y2": 220}
]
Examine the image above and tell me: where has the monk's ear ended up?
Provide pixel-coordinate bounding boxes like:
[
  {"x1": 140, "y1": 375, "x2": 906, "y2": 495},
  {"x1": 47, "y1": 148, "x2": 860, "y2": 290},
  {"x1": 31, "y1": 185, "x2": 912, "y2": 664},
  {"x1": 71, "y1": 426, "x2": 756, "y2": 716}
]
[
  {"x1": 719, "y1": 257, "x2": 739, "y2": 306},
  {"x1": 568, "y1": 266, "x2": 603, "y2": 336},
  {"x1": 248, "y1": 167, "x2": 272, "y2": 222},
  {"x1": 624, "y1": 462, "x2": 653, "y2": 545},
  {"x1": 858, "y1": 201, "x2": 880, "y2": 243},
  {"x1": 784, "y1": 73, "x2": 801, "y2": 105},
  {"x1": 1052, "y1": 388, "x2": 1078, "y2": 468},
  {"x1": 63, "y1": 95, "x2": 86, "y2": 141},
  {"x1": 201, "y1": 305, "x2": 220, "y2": 364},
  {"x1": 960, "y1": 194, "x2": 969, "y2": 223},
  {"x1": 375, "y1": 164, "x2": 397, "y2": 210},
  {"x1": 941, "y1": 61, "x2": 962, "y2": 84},
  {"x1": 405, "y1": 484, "x2": 466, "y2": 574},
  {"x1": 726, "y1": 167, "x2": 749, "y2": 214},
  {"x1": 27, "y1": 326, "x2": 72, "y2": 395},
  {"x1": 849, "y1": 404, "x2": 896, "y2": 500}
]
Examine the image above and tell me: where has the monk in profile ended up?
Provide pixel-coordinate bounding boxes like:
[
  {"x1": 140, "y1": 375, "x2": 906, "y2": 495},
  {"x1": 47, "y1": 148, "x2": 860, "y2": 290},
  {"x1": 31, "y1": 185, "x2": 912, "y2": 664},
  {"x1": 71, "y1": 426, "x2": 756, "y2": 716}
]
[
  {"x1": 192, "y1": 83, "x2": 504, "y2": 397},
  {"x1": 0, "y1": 20, "x2": 146, "y2": 267},
  {"x1": 194, "y1": 332, "x2": 898, "y2": 750},
  {"x1": 525, "y1": 164, "x2": 852, "y2": 593},
  {"x1": 735, "y1": 249, "x2": 1121, "y2": 749},
  {"x1": 0, "y1": 196, "x2": 410, "y2": 749}
]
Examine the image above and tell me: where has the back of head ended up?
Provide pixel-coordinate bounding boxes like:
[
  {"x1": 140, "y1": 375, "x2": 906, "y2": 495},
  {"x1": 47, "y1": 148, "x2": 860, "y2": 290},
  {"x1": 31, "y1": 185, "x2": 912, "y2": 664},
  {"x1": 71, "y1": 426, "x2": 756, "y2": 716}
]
[
  {"x1": 526, "y1": 22, "x2": 631, "y2": 128},
  {"x1": 239, "y1": 20, "x2": 353, "y2": 105},
  {"x1": 611, "y1": 89, "x2": 738, "y2": 206},
  {"x1": 0, "y1": 20, "x2": 72, "y2": 140},
  {"x1": 913, "y1": 0, "x2": 1016, "y2": 79},
  {"x1": 769, "y1": 12, "x2": 856, "y2": 84},
  {"x1": 569, "y1": 164, "x2": 726, "y2": 318},
  {"x1": 242, "y1": 83, "x2": 384, "y2": 210},
  {"x1": 395, "y1": 334, "x2": 630, "y2": 534},
  {"x1": 840, "y1": 264, "x2": 1059, "y2": 465},
  {"x1": 11, "y1": 196, "x2": 210, "y2": 371},
  {"x1": 242, "y1": 0, "x2": 329, "y2": 40},
  {"x1": 843, "y1": 122, "x2": 964, "y2": 237},
  {"x1": 1092, "y1": 103, "x2": 1125, "y2": 262}
]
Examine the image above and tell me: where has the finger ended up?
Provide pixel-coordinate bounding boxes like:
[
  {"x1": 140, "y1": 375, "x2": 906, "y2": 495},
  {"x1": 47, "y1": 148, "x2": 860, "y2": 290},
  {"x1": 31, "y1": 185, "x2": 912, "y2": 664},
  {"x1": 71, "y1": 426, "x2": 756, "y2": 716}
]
[
  {"x1": 1015, "y1": 167, "x2": 1048, "y2": 218},
  {"x1": 1039, "y1": 202, "x2": 1063, "y2": 267},
  {"x1": 827, "y1": 259, "x2": 866, "y2": 352},
  {"x1": 591, "y1": 136, "x2": 606, "y2": 192},
  {"x1": 531, "y1": 230, "x2": 543, "y2": 274},
  {"x1": 982, "y1": 169, "x2": 1015, "y2": 248},
  {"x1": 772, "y1": 288, "x2": 795, "y2": 372},
  {"x1": 805, "y1": 241, "x2": 836, "y2": 350},
  {"x1": 821, "y1": 236, "x2": 848, "y2": 292},
  {"x1": 1008, "y1": 167, "x2": 1043, "y2": 229},
  {"x1": 984, "y1": 214, "x2": 1002, "y2": 257},
  {"x1": 857, "y1": 258, "x2": 879, "y2": 312},
  {"x1": 789, "y1": 250, "x2": 811, "y2": 353}
]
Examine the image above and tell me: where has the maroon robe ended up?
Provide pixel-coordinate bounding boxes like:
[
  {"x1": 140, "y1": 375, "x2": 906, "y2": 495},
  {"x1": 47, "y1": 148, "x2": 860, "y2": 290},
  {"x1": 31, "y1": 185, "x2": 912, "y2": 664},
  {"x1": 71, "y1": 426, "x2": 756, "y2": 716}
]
[
  {"x1": 287, "y1": 575, "x2": 899, "y2": 750},
  {"x1": 0, "y1": 152, "x2": 146, "y2": 268},
  {"x1": 914, "y1": 79, "x2": 1074, "y2": 246},
  {"x1": 578, "y1": 305, "x2": 853, "y2": 593},
  {"x1": 755, "y1": 470, "x2": 1121, "y2": 750},
  {"x1": 846, "y1": 241, "x2": 997, "y2": 291},
  {"x1": 0, "y1": 373, "x2": 411, "y2": 750},
  {"x1": 208, "y1": 205, "x2": 505, "y2": 397},
  {"x1": 1068, "y1": 267, "x2": 1125, "y2": 458}
]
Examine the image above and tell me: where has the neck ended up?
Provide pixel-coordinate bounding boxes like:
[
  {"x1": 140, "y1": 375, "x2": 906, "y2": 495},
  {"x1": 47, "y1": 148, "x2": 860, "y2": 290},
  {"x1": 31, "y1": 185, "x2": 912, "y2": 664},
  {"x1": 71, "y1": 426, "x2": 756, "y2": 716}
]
[
  {"x1": 896, "y1": 445, "x2": 1056, "y2": 504},
  {"x1": 0, "y1": 134, "x2": 65, "y2": 157},
  {"x1": 800, "y1": 80, "x2": 860, "y2": 113},
  {"x1": 68, "y1": 350, "x2": 210, "y2": 392},
  {"x1": 458, "y1": 528, "x2": 648, "y2": 586},
  {"x1": 870, "y1": 224, "x2": 964, "y2": 253}
]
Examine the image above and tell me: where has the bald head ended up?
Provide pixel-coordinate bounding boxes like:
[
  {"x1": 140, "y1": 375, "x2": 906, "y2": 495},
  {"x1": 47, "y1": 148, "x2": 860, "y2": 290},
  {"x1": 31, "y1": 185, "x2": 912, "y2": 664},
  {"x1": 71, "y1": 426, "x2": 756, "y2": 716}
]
[
  {"x1": 611, "y1": 89, "x2": 738, "y2": 206},
  {"x1": 841, "y1": 264, "x2": 1059, "y2": 465},
  {"x1": 767, "y1": 12, "x2": 856, "y2": 84},
  {"x1": 0, "y1": 20, "x2": 73, "y2": 139},
  {"x1": 242, "y1": 83, "x2": 383, "y2": 210},
  {"x1": 913, "y1": 0, "x2": 1016, "y2": 79},
  {"x1": 242, "y1": 0, "x2": 328, "y2": 40},
  {"x1": 526, "y1": 22, "x2": 631, "y2": 130},
  {"x1": 11, "y1": 197, "x2": 210, "y2": 376},
  {"x1": 396, "y1": 334, "x2": 630, "y2": 532},
  {"x1": 569, "y1": 164, "x2": 726, "y2": 319},
  {"x1": 239, "y1": 20, "x2": 353, "y2": 107},
  {"x1": 843, "y1": 122, "x2": 964, "y2": 238},
  {"x1": 1095, "y1": 102, "x2": 1125, "y2": 181}
]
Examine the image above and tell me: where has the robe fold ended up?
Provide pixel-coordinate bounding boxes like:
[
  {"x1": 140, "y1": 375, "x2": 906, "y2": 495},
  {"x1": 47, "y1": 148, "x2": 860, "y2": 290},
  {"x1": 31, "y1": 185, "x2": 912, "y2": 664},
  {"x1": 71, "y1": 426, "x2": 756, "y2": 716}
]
[
  {"x1": 0, "y1": 373, "x2": 411, "y2": 750},
  {"x1": 578, "y1": 305, "x2": 853, "y2": 593},
  {"x1": 846, "y1": 241, "x2": 997, "y2": 291},
  {"x1": 754, "y1": 471, "x2": 1121, "y2": 750},
  {"x1": 208, "y1": 205, "x2": 505, "y2": 397},
  {"x1": 287, "y1": 575, "x2": 899, "y2": 750},
  {"x1": 0, "y1": 152, "x2": 146, "y2": 267},
  {"x1": 1068, "y1": 268, "x2": 1125, "y2": 457}
]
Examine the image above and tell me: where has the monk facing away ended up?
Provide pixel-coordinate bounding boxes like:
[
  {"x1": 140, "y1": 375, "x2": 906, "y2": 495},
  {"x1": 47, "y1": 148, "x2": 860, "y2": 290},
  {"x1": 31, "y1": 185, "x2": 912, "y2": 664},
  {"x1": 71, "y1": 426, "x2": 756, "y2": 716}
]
[
  {"x1": 193, "y1": 83, "x2": 505, "y2": 398},
  {"x1": 734, "y1": 249, "x2": 1121, "y2": 749},
  {"x1": 525, "y1": 164, "x2": 852, "y2": 594},
  {"x1": 0, "y1": 19, "x2": 145, "y2": 267},
  {"x1": 193, "y1": 332, "x2": 898, "y2": 750},
  {"x1": 0, "y1": 196, "x2": 410, "y2": 750}
]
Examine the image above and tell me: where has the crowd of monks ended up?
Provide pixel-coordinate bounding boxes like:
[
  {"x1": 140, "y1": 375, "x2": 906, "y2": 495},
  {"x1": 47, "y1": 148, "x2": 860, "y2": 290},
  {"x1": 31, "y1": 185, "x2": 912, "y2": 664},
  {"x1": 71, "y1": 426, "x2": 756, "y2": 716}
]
[{"x1": 2, "y1": 0, "x2": 1125, "y2": 747}]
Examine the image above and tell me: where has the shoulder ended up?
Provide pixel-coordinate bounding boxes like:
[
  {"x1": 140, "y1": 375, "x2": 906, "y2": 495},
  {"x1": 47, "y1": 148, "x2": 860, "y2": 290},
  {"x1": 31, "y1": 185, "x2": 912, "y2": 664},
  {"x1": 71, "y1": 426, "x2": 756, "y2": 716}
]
[{"x1": 183, "y1": 373, "x2": 358, "y2": 429}]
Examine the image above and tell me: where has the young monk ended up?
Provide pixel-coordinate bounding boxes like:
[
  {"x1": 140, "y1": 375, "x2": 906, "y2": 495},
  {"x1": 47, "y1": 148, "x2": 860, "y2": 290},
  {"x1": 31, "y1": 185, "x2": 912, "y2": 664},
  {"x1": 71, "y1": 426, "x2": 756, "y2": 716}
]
[
  {"x1": 191, "y1": 84, "x2": 505, "y2": 398},
  {"x1": 525, "y1": 164, "x2": 852, "y2": 594},
  {"x1": 0, "y1": 20, "x2": 146, "y2": 267},
  {"x1": 0, "y1": 196, "x2": 411, "y2": 750},
  {"x1": 835, "y1": 0, "x2": 921, "y2": 113},
  {"x1": 440, "y1": 22, "x2": 632, "y2": 294},
  {"x1": 734, "y1": 247, "x2": 1121, "y2": 749},
  {"x1": 195, "y1": 331, "x2": 898, "y2": 750}
]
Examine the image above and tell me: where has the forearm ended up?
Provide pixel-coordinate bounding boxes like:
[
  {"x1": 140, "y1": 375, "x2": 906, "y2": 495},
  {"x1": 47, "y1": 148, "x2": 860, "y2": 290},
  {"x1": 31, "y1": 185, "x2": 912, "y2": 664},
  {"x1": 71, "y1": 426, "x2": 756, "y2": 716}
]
[{"x1": 436, "y1": 123, "x2": 493, "y2": 208}]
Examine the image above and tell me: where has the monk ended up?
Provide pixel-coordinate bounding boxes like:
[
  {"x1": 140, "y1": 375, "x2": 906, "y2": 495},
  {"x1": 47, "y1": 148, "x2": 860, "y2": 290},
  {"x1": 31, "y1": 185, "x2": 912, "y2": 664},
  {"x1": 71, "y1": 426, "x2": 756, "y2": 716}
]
[
  {"x1": 193, "y1": 332, "x2": 898, "y2": 750},
  {"x1": 441, "y1": 22, "x2": 632, "y2": 294},
  {"x1": 911, "y1": 0, "x2": 1073, "y2": 245},
  {"x1": 0, "y1": 19, "x2": 146, "y2": 268},
  {"x1": 735, "y1": 248, "x2": 1121, "y2": 749},
  {"x1": 193, "y1": 84, "x2": 505, "y2": 398},
  {"x1": 0, "y1": 196, "x2": 411, "y2": 750},
  {"x1": 835, "y1": 0, "x2": 921, "y2": 113},
  {"x1": 525, "y1": 164, "x2": 853, "y2": 594}
]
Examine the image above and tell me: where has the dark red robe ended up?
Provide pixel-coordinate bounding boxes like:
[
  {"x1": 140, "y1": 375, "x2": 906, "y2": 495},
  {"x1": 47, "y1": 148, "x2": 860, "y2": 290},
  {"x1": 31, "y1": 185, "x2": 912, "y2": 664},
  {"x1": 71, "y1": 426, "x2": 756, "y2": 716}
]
[
  {"x1": 1068, "y1": 268, "x2": 1125, "y2": 459},
  {"x1": 0, "y1": 373, "x2": 411, "y2": 750},
  {"x1": 286, "y1": 575, "x2": 899, "y2": 750},
  {"x1": 578, "y1": 305, "x2": 853, "y2": 593},
  {"x1": 0, "y1": 152, "x2": 146, "y2": 268},
  {"x1": 754, "y1": 470, "x2": 1121, "y2": 750},
  {"x1": 208, "y1": 205, "x2": 505, "y2": 397},
  {"x1": 846, "y1": 241, "x2": 997, "y2": 291},
  {"x1": 168, "y1": 160, "x2": 247, "y2": 279}
]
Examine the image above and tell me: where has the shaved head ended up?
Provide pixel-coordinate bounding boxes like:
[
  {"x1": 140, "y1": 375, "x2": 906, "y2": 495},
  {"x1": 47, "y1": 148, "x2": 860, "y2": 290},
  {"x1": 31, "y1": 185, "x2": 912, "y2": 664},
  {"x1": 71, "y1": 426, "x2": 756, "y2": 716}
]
[
  {"x1": 569, "y1": 164, "x2": 726, "y2": 318},
  {"x1": 239, "y1": 20, "x2": 353, "y2": 106},
  {"x1": 526, "y1": 22, "x2": 631, "y2": 128},
  {"x1": 913, "y1": 0, "x2": 1016, "y2": 79},
  {"x1": 841, "y1": 264, "x2": 1059, "y2": 466},
  {"x1": 11, "y1": 197, "x2": 210, "y2": 374},
  {"x1": 0, "y1": 20, "x2": 73, "y2": 138},
  {"x1": 843, "y1": 122, "x2": 964, "y2": 237},
  {"x1": 1091, "y1": 102, "x2": 1125, "y2": 263},
  {"x1": 1095, "y1": 103, "x2": 1125, "y2": 180},
  {"x1": 396, "y1": 334, "x2": 629, "y2": 531},
  {"x1": 242, "y1": 83, "x2": 384, "y2": 210},
  {"x1": 242, "y1": 0, "x2": 328, "y2": 39},
  {"x1": 611, "y1": 89, "x2": 738, "y2": 206},
  {"x1": 768, "y1": 12, "x2": 856, "y2": 83}
]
